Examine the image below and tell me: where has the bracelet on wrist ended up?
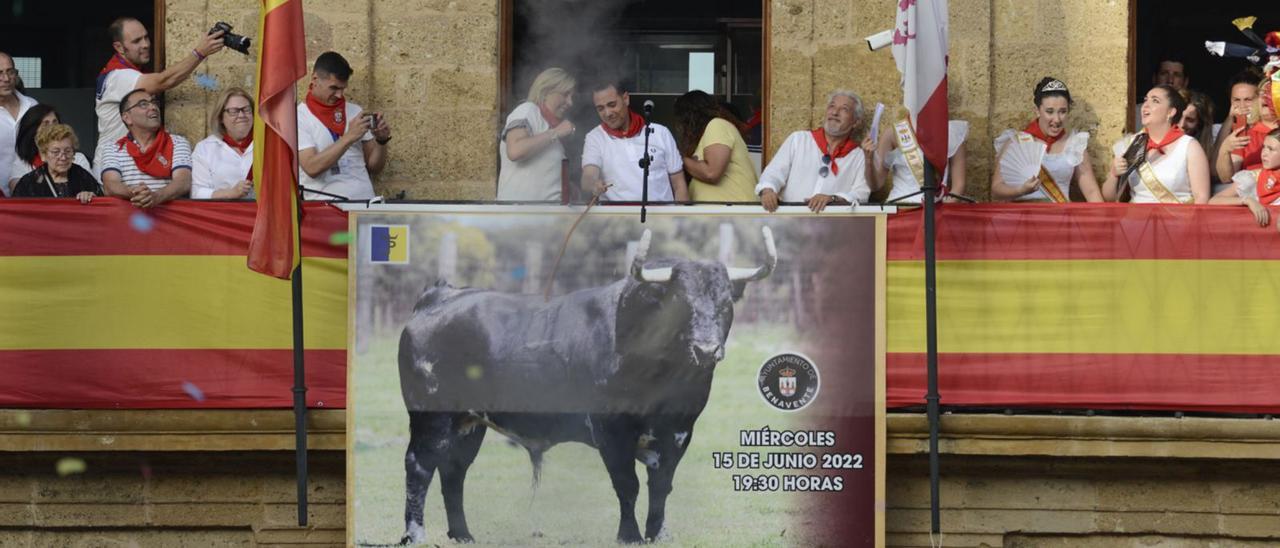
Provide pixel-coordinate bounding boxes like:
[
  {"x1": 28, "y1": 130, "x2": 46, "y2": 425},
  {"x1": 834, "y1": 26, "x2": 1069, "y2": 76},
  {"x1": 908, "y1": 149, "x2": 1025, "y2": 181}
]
[
  {"x1": 376, "y1": 136, "x2": 392, "y2": 145},
  {"x1": 193, "y1": 49, "x2": 206, "y2": 61}
]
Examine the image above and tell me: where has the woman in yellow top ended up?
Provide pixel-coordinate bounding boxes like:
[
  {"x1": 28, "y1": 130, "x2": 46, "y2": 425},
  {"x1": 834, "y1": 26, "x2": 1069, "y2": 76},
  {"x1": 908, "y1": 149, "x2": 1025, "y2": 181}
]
[{"x1": 674, "y1": 90, "x2": 759, "y2": 202}]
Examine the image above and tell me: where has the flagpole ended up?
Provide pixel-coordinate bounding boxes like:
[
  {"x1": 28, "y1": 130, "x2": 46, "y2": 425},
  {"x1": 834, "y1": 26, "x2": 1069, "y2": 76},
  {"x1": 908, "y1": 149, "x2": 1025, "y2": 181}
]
[
  {"x1": 921, "y1": 162, "x2": 941, "y2": 537},
  {"x1": 291, "y1": 194, "x2": 309, "y2": 526}
]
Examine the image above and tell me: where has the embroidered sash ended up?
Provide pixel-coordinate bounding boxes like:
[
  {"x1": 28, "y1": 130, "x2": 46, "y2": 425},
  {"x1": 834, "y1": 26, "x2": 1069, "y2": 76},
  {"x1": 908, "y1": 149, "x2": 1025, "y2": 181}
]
[
  {"x1": 1136, "y1": 161, "x2": 1189, "y2": 204},
  {"x1": 894, "y1": 119, "x2": 928, "y2": 190}
]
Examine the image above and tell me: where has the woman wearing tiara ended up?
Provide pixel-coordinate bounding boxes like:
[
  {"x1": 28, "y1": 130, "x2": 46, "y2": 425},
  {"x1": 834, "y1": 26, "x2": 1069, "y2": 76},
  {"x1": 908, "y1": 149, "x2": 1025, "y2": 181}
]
[
  {"x1": 991, "y1": 77, "x2": 1103, "y2": 202},
  {"x1": 1102, "y1": 84, "x2": 1210, "y2": 204},
  {"x1": 869, "y1": 117, "x2": 969, "y2": 203}
]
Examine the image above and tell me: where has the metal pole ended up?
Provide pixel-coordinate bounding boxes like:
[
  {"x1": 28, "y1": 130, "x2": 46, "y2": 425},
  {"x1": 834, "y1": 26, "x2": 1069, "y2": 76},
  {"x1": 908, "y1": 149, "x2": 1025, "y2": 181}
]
[
  {"x1": 292, "y1": 199, "x2": 309, "y2": 527},
  {"x1": 921, "y1": 161, "x2": 941, "y2": 536}
]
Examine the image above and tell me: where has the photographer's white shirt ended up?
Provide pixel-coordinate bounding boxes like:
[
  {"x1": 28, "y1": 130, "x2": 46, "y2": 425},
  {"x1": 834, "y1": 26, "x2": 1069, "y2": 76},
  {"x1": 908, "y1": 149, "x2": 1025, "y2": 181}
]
[{"x1": 297, "y1": 101, "x2": 375, "y2": 201}]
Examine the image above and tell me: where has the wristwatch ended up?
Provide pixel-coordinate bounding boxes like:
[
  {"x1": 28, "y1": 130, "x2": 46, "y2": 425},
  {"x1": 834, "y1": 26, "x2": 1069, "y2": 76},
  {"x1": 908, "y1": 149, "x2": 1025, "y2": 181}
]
[{"x1": 376, "y1": 136, "x2": 392, "y2": 145}]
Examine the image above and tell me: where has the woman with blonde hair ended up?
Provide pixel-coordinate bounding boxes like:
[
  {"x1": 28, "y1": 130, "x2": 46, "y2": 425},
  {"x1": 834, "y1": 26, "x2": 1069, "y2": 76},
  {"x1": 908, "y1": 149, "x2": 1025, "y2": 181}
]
[
  {"x1": 11, "y1": 124, "x2": 101, "y2": 203},
  {"x1": 191, "y1": 87, "x2": 255, "y2": 199},
  {"x1": 496, "y1": 67, "x2": 577, "y2": 201}
]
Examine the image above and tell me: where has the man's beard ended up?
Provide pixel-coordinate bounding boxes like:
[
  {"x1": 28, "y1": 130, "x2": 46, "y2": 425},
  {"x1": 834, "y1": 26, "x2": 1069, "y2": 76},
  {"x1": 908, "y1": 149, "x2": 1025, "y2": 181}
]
[{"x1": 823, "y1": 120, "x2": 851, "y2": 138}]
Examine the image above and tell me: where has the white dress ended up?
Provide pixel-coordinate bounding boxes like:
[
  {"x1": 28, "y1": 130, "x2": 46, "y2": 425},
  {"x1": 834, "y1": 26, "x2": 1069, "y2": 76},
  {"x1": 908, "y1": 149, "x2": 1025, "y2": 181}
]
[
  {"x1": 1111, "y1": 134, "x2": 1194, "y2": 204},
  {"x1": 993, "y1": 129, "x2": 1090, "y2": 202},
  {"x1": 1232, "y1": 170, "x2": 1280, "y2": 206},
  {"x1": 884, "y1": 120, "x2": 968, "y2": 203}
]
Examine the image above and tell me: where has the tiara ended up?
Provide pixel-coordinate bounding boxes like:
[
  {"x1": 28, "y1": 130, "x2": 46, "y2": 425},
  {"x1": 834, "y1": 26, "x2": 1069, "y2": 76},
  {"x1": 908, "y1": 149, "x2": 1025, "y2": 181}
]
[{"x1": 1040, "y1": 79, "x2": 1068, "y2": 93}]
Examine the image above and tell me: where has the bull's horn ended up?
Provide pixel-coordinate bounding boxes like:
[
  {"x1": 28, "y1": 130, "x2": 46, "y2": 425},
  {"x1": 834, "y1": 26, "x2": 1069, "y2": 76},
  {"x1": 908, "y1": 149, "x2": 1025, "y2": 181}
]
[
  {"x1": 727, "y1": 226, "x2": 777, "y2": 282},
  {"x1": 631, "y1": 230, "x2": 672, "y2": 283}
]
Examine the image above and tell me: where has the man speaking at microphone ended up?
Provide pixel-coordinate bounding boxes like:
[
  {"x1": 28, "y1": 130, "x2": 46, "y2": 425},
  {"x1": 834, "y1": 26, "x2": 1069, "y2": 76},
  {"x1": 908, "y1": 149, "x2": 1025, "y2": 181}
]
[{"x1": 581, "y1": 79, "x2": 689, "y2": 202}]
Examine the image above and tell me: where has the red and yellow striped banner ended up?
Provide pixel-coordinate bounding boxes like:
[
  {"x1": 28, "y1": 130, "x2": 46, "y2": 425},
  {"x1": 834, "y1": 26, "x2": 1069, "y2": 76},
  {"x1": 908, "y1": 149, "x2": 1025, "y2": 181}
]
[
  {"x1": 0, "y1": 200, "x2": 347, "y2": 409},
  {"x1": 886, "y1": 204, "x2": 1280, "y2": 413}
]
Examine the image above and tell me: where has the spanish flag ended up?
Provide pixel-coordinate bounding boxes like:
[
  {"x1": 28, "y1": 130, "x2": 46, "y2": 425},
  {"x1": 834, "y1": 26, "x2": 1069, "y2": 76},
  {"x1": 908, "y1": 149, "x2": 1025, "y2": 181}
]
[
  {"x1": 886, "y1": 204, "x2": 1280, "y2": 414},
  {"x1": 248, "y1": 0, "x2": 307, "y2": 279}
]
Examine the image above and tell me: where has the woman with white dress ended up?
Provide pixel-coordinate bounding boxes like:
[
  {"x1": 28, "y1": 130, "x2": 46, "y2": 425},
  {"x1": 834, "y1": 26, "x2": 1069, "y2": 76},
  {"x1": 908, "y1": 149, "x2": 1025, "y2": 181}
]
[
  {"x1": 991, "y1": 77, "x2": 1103, "y2": 202},
  {"x1": 1102, "y1": 84, "x2": 1211, "y2": 204},
  {"x1": 191, "y1": 87, "x2": 255, "y2": 200},
  {"x1": 870, "y1": 119, "x2": 968, "y2": 203}
]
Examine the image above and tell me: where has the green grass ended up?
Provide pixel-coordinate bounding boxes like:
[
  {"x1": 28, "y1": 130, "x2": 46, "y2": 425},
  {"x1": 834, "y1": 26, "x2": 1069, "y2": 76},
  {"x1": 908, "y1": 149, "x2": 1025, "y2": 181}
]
[{"x1": 352, "y1": 323, "x2": 828, "y2": 547}]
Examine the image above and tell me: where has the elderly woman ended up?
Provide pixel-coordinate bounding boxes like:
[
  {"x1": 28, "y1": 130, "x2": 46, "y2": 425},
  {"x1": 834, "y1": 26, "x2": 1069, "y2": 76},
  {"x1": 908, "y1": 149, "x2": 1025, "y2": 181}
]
[
  {"x1": 1103, "y1": 84, "x2": 1210, "y2": 203},
  {"x1": 673, "y1": 90, "x2": 758, "y2": 202},
  {"x1": 496, "y1": 67, "x2": 577, "y2": 202},
  {"x1": 11, "y1": 124, "x2": 101, "y2": 203},
  {"x1": 991, "y1": 77, "x2": 1103, "y2": 202},
  {"x1": 191, "y1": 87, "x2": 255, "y2": 200},
  {"x1": 7, "y1": 104, "x2": 93, "y2": 195}
]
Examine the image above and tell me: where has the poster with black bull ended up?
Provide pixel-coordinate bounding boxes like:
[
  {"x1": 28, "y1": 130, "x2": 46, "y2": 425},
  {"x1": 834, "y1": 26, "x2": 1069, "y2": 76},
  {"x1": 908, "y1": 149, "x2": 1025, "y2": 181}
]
[{"x1": 347, "y1": 206, "x2": 887, "y2": 547}]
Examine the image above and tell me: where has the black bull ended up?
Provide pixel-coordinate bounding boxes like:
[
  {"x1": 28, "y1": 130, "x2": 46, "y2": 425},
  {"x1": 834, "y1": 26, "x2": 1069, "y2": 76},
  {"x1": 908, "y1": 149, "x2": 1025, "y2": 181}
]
[{"x1": 395, "y1": 227, "x2": 777, "y2": 544}]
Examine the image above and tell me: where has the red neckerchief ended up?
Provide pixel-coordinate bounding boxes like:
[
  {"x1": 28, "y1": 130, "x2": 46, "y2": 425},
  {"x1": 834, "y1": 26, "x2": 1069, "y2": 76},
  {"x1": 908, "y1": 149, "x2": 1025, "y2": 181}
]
[
  {"x1": 1259, "y1": 168, "x2": 1280, "y2": 205},
  {"x1": 1145, "y1": 126, "x2": 1186, "y2": 155},
  {"x1": 116, "y1": 129, "x2": 176, "y2": 179},
  {"x1": 99, "y1": 53, "x2": 142, "y2": 77},
  {"x1": 539, "y1": 104, "x2": 562, "y2": 127},
  {"x1": 810, "y1": 129, "x2": 857, "y2": 175},
  {"x1": 1023, "y1": 119, "x2": 1062, "y2": 149},
  {"x1": 305, "y1": 89, "x2": 347, "y2": 139},
  {"x1": 222, "y1": 133, "x2": 252, "y2": 155},
  {"x1": 601, "y1": 111, "x2": 645, "y2": 139},
  {"x1": 31, "y1": 153, "x2": 44, "y2": 169}
]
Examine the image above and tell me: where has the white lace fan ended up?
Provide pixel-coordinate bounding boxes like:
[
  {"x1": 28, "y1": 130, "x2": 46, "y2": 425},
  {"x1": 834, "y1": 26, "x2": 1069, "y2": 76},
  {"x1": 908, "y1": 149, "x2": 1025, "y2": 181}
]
[{"x1": 999, "y1": 138, "x2": 1046, "y2": 187}]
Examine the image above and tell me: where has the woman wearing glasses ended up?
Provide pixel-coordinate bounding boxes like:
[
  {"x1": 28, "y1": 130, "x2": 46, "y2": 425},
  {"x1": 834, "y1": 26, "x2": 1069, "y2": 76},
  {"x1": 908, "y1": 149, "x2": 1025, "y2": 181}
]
[
  {"x1": 191, "y1": 87, "x2": 255, "y2": 200},
  {"x1": 8, "y1": 104, "x2": 94, "y2": 195},
  {"x1": 11, "y1": 124, "x2": 102, "y2": 203}
]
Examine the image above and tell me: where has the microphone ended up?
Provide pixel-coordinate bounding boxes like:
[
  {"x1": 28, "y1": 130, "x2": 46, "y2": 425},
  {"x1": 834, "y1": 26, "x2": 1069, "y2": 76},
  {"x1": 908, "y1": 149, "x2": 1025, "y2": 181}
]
[{"x1": 643, "y1": 100, "x2": 655, "y2": 116}]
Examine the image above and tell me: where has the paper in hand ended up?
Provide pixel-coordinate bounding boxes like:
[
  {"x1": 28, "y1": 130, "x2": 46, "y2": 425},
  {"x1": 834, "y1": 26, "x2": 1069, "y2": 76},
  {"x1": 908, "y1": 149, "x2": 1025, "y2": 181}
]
[{"x1": 870, "y1": 103, "x2": 886, "y2": 143}]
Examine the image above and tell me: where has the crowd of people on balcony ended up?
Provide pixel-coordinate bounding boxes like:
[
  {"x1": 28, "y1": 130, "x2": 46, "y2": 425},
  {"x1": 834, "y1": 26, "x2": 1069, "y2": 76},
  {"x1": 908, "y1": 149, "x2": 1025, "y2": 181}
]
[{"x1": 0, "y1": 16, "x2": 1277, "y2": 227}]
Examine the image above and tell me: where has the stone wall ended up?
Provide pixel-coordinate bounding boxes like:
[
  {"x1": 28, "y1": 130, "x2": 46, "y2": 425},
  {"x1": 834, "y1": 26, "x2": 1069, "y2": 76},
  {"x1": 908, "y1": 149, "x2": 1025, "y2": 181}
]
[
  {"x1": 164, "y1": 0, "x2": 1128, "y2": 203},
  {"x1": 0, "y1": 451, "x2": 345, "y2": 547},
  {"x1": 768, "y1": 0, "x2": 1129, "y2": 201},
  {"x1": 164, "y1": 0, "x2": 500, "y2": 201}
]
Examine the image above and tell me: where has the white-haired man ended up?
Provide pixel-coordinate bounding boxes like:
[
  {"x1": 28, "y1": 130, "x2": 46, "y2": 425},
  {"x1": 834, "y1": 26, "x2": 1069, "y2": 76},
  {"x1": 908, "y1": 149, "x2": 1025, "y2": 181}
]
[{"x1": 756, "y1": 90, "x2": 872, "y2": 212}]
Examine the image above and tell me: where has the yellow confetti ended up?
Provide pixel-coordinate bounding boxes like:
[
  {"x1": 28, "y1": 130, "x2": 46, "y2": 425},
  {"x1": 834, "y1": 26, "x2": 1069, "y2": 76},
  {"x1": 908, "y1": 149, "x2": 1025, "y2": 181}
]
[
  {"x1": 14, "y1": 412, "x2": 31, "y2": 427},
  {"x1": 465, "y1": 365, "x2": 484, "y2": 381},
  {"x1": 56, "y1": 457, "x2": 86, "y2": 477}
]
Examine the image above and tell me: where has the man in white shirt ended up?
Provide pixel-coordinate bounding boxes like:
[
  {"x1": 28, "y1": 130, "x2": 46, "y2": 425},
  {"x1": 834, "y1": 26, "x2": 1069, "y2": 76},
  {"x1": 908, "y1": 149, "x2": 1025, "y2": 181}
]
[
  {"x1": 94, "y1": 17, "x2": 225, "y2": 176},
  {"x1": 297, "y1": 51, "x2": 392, "y2": 201},
  {"x1": 100, "y1": 90, "x2": 192, "y2": 208},
  {"x1": 757, "y1": 89, "x2": 872, "y2": 212},
  {"x1": 581, "y1": 80, "x2": 688, "y2": 202},
  {"x1": 0, "y1": 52, "x2": 39, "y2": 196}
]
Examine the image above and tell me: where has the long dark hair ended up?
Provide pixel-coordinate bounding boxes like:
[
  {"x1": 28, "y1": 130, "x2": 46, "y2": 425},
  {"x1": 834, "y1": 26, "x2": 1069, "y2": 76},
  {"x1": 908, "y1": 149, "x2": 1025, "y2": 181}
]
[
  {"x1": 15, "y1": 104, "x2": 58, "y2": 164},
  {"x1": 674, "y1": 90, "x2": 726, "y2": 158}
]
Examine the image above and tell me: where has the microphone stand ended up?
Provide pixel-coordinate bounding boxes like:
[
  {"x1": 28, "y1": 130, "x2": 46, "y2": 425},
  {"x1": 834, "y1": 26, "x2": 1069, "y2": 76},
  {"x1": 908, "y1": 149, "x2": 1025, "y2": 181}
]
[{"x1": 637, "y1": 109, "x2": 653, "y2": 223}]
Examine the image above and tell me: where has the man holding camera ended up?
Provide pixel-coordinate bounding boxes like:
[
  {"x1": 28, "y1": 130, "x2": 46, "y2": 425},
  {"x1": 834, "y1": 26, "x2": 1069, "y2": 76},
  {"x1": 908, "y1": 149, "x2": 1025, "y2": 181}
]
[
  {"x1": 297, "y1": 52, "x2": 390, "y2": 201},
  {"x1": 94, "y1": 17, "x2": 226, "y2": 177}
]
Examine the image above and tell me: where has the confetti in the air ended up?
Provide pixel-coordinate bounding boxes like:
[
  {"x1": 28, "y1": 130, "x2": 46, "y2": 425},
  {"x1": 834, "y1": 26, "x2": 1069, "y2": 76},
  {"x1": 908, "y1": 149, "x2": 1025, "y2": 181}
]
[
  {"x1": 181, "y1": 381, "x2": 206, "y2": 402},
  {"x1": 129, "y1": 212, "x2": 154, "y2": 232},
  {"x1": 14, "y1": 412, "x2": 31, "y2": 427},
  {"x1": 329, "y1": 231, "x2": 352, "y2": 245},
  {"x1": 194, "y1": 73, "x2": 220, "y2": 91},
  {"x1": 465, "y1": 365, "x2": 484, "y2": 381},
  {"x1": 56, "y1": 457, "x2": 87, "y2": 477}
]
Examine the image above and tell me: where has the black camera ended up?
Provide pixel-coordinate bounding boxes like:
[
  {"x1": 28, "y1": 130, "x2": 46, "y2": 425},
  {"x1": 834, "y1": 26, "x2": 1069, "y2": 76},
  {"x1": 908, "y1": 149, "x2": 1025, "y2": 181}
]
[{"x1": 210, "y1": 22, "x2": 251, "y2": 55}]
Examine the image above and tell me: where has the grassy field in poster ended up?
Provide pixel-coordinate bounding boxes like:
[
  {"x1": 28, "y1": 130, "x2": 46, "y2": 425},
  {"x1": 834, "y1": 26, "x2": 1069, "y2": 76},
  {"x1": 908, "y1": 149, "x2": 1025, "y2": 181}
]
[{"x1": 351, "y1": 324, "x2": 825, "y2": 547}]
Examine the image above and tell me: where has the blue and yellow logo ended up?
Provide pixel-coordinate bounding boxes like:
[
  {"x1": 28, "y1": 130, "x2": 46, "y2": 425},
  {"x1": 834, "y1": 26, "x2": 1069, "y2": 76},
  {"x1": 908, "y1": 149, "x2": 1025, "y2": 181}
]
[{"x1": 370, "y1": 225, "x2": 409, "y2": 263}]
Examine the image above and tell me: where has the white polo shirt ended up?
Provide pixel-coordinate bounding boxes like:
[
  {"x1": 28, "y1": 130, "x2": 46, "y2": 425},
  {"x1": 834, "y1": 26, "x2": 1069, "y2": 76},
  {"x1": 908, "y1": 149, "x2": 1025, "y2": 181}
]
[
  {"x1": 0, "y1": 90, "x2": 39, "y2": 196},
  {"x1": 756, "y1": 130, "x2": 870, "y2": 204},
  {"x1": 191, "y1": 135, "x2": 255, "y2": 199},
  {"x1": 582, "y1": 121, "x2": 681, "y2": 202},
  {"x1": 297, "y1": 101, "x2": 375, "y2": 201},
  {"x1": 94, "y1": 67, "x2": 143, "y2": 176}
]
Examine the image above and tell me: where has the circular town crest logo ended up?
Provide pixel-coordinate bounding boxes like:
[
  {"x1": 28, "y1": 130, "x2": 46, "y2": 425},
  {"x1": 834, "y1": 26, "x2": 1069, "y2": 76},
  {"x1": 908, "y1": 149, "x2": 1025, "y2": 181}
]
[{"x1": 757, "y1": 352, "x2": 820, "y2": 411}]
